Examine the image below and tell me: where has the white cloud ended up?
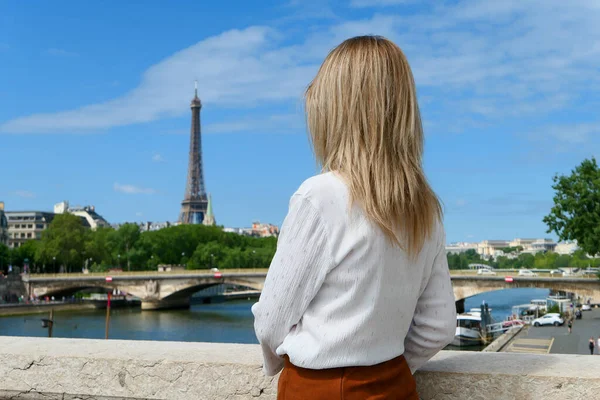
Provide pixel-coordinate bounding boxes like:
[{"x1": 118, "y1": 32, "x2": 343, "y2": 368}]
[
  {"x1": 350, "y1": 0, "x2": 414, "y2": 7},
  {"x1": 205, "y1": 113, "x2": 302, "y2": 134},
  {"x1": 135, "y1": 212, "x2": 143, "y2": 217},
  {"x1": 528, "y1": 123, "x2": 600, "y2": 145},
  {"x1": 152, "y1": 153, "x2": 164, "y2": 162},
  {"x1": 13, "y1": 190, "x2": 35, "y2": 198},
  {"x1": 0, "y1": 1, "x2": 598, "y2": 141},
  {"x1": 456, "y1": 199, "x2": 467, "y2": 207},
  {"x1": 113, "y1": 183, "x2": 157, "y2": 195},
  {"x1": 45, "y1": 48, "x2": 78, "y2": 57}
]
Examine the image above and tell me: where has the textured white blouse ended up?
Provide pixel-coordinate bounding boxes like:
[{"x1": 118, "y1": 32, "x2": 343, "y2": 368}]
[{"x1": 252, "y1": 172, "x2": 456, "y2": 376}]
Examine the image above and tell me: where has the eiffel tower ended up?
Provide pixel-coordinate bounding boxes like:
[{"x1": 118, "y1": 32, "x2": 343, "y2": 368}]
[{"x1": 179, "y1": 82, "x2": 211, "y2": 225}]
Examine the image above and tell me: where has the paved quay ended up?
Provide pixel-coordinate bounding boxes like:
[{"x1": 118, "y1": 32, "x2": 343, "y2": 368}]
[{"x1": 505, "y1": 308, "x2": 600, "y2": 355}]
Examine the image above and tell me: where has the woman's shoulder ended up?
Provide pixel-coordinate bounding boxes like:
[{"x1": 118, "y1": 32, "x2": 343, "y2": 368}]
[{"x1": 294, "y1": 172, "x2": 348, "y2": 205}]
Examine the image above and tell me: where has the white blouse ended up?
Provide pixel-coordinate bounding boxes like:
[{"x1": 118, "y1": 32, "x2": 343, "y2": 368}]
[{"x1": 252, "y1": 172, "x2": 456, "y2": 376}]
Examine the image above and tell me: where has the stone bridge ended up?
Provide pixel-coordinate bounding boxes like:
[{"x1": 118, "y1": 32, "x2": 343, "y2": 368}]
[
  {"x1": 21, "y1": 271, "x2": 600, "y2": 311},
  {"x1": 22, "y1": 272, "x2": 266, "y2": 310}
]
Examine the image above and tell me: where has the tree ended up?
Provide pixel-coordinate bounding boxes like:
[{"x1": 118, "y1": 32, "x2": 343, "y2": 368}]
[
  {"x1": 555, "y1": 254, "x2": 571, "y2": 269},
  {"x1": 108, "y1": 223, "x2": 140, "y2": 270},
  {"x1": 516, "y1": 253, "x2": 535, "y2": 269},
  {"x1": 84, "y1": 226, "x2": 115, "y2": 267},
  {"x1": 544, "y1": 158, "x2": 600, "y2": 256},
  {"x1": 36, "y1": 214, "x2": 88, "y2": 273}
]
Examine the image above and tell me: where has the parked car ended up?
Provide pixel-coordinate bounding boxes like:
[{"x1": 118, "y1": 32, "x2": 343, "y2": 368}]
[
  {"x1": 518, "y1": 269, "x2": 538, "y2": 277},
  {"x1": 532, "y1": 313, "x2": 564, "y2": 327},
  {"x1": 582, "y1": 304, "x2": 592, "y2": 311},
  {"x1": 477, "y1": 269, "x2": 497, "y2": 276}
]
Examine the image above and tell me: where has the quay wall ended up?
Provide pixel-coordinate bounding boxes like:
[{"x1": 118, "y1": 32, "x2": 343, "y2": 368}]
[{"x1": 1, "y1": 337, "x2": 599, "y2": 399}]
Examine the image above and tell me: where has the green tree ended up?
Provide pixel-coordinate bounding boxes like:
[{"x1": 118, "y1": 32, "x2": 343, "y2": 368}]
[
  {"x1": 109, "y1": 223, "x2": 141, "y2": 270},
  {"x1": 554, "y1": 254, "x2": 571, "y2": 269},
  {"x1": 36, "y1": 213, "x2": 88, "y2": 273},
  {"x1": 544, "y1": 158, "x2": 600, "y2": 256},
  {"x1": 84, "y1": 226, "x2": 115, "y2": 267},
  {"x1": 515, "y1": 253, "x2": 535, "y2": 269},
  {"x1": 188, "y1": 241, "x2": 226, "y2": 269}
]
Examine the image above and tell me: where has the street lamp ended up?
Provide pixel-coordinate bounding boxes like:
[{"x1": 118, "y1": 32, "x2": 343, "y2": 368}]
[
  {"x1": 52, "y1": 256, "x2": 56, "y2": 272},
  {"x1": 210, "y1": 253, "x2": 214, "y2": 269},
  {"x1": 117, "y1": 254, "x2": 121, "y2": 269},
  {"x1": 181, "y1": 252, "x2": 186, "y2": 268}
]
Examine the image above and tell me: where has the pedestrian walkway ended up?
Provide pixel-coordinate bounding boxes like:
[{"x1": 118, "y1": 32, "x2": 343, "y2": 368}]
[
  {"x1": 504, "y1": 308, "x2": 600, "y2": 355},
  {"x1": 505, "y1": 338, "x2": 554, "y2": 354}
]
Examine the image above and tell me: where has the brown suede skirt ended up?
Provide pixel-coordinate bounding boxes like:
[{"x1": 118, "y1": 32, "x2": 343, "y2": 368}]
[{"x1": 277, "y1": 355, "x2": 419, "y2": 400}]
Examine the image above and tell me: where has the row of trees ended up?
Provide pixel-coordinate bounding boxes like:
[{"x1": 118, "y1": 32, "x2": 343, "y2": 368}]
[
  {"x1": 0, "y1": 214, "x2": 277, "y2": 274},
  {"x1": 447, "y1": 249, "x2": 600, "y2": 270},
  {"x1": 2, "y1": 157, "x2": 598, "y2": 275}
]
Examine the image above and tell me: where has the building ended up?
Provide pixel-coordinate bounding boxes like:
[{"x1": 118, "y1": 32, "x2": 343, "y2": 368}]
[
  {"x1": 223, "y1": 221, "x2": 280, "y2": 238},
  {"x1": 112, "y1": 221, "x2": 174, "y2": 232},
  {"x1": 508, "y1": 238, "x2": 537, "y2": 248},
  {"x1": 555, "y1": 241, "x2": 579, "y2": 255},
  {"x1": 445, "y1": 242, "x2": 478, "y2": 255},
  {"x1": 202, "y1": 195, "x2": 216, "y2": 226},
  {"x1": 523, "y1": 239, "x2": 556, "y2": 254},
  {"x1": 5, "y1": 211, "x2": 56, "y2": 248},
  {"x1": 251, "y1": 221, "x2": 279, "y2": 237},
  {"x1": 54, "y1": 201, "x2": 109, "y2": 229},
  {"x1": 0, "y1": 202, "x2": 8, "y2": 246},
  {"x1": 477, "y1": 240, "x2": 510, "y2": 258},
  {"x1": 6, "y1": 207, "x2": 92, "y2": 249},
  {"x1": 179, "y1": 82, "x2": 215, "y2": 225}
]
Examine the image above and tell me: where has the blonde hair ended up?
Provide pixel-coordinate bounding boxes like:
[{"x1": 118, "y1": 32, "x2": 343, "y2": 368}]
[{"x1": 305, "y1": 35, "x2": 442, "y2": 257}]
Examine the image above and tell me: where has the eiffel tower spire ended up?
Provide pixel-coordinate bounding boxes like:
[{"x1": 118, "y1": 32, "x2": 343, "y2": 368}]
[{"x1": 179, "y1": 83, "x2": 208, "y2": 224}]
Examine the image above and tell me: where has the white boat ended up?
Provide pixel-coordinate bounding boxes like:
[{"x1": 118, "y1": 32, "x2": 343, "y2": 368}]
[
  {"x1": 452, "y1": 312, "x2": 484, "y2": 346},
  {"x1": 452, "y1": 307, "x2": 496, "y2": 346}
]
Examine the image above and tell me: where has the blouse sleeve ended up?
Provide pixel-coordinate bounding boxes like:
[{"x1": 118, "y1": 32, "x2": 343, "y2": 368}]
[
  {"x1": 403, "y1": 232, "x2": 457, "y2": 373},
  {"x1": 251, "y1": 193, "x2": 333, "y2": 376}
]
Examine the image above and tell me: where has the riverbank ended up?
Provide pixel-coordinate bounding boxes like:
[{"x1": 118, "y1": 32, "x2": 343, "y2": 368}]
[
  {"x1": 502, "y1": 308, "x2": 600, "y2": 355},
  {"x1": 0, "y1": 302, "x2": 97, "y2": 317}
]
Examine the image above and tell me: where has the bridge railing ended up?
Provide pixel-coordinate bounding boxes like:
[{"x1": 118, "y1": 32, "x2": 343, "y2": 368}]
[
  {"x1": 24, "y1": 268, "x2": 598, "y2": 280},
  {"x1": 25, "y1": 268, "x2": 270, "y2": 279}
]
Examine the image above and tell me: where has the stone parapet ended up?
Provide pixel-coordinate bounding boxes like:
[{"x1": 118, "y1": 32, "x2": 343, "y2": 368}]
[{"x1": 0, "y1": 336, "x2": 598, "y2": 399}]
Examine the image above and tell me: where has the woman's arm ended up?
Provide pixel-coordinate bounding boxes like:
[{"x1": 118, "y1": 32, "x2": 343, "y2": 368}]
[
  {"x1": 251, "y1": 193, "x2": 333, "y2": 376},
  {"x1": 403, "y1": 234, "x2": 456, "y2": 373}
]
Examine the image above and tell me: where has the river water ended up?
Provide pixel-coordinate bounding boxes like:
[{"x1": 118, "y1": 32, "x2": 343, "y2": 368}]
[{"x1": 0, "y1": 288, "x2": 549, "y2": 344}]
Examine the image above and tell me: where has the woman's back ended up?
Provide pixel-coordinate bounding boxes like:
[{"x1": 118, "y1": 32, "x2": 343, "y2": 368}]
[{"x1": 253, "y1": 172, "x2": 455, "y2": 376}]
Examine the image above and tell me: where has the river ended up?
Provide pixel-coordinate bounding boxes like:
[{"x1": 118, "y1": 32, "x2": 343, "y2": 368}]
[{"x1": 0, "y1": 288, "x2": 550, "y2": 344}]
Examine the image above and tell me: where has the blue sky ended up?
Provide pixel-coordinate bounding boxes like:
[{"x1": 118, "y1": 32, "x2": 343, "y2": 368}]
[{"x1": 1, "y1": 0, "x2": 599, "y2": 243}]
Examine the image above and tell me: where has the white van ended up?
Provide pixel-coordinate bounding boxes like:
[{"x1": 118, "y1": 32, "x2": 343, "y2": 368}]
[{"x1": 518, "y1": 269, "x2": 538, "y2": 277}]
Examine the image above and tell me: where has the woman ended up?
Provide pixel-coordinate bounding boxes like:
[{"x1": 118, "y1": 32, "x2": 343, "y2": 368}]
[
  {"x1": 589, "y1": 337, "x2": 595, "y2": 355},
  {"x1": 252, "y1": 35, "x2": 456, "y2": 399}
]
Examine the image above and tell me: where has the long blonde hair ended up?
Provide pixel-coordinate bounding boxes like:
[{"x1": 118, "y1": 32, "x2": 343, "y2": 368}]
[{"x1": 305, "y1": 35, "x2": 442, "y2": 257}]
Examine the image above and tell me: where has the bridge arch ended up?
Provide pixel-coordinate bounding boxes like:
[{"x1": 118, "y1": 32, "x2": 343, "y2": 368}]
[{"x1": 452, "y1": 277, "x2": 600, "y2": 302}]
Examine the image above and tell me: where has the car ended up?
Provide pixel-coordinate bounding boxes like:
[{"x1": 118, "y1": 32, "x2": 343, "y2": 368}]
[
  {"x1": 210, "y1": 267, "x2": 220, "y2": 272},
  {"x1": 582, "y1": 304, "x2": 592, "y2": 311},
  {"x1": 518, "y1": 269, "x2": 538, "y2": 277},
  {"x1": 550, "y1": 269, "x2": 562, "y2": 276},
  {"x1": 532, "y1": 313, "x2": 564, "y2": 327},
  {"x1": 477, "y1": 269, "x2": 497, "y2": 276}
]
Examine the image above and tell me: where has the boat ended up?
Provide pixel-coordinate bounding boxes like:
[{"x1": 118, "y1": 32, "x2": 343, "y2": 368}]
[
  {"x1": 452, "y1": 306, "x2": 494, "y2": 347},
  {"x1": 452, "y1": 312, "x2": 484, "y2": 346}
]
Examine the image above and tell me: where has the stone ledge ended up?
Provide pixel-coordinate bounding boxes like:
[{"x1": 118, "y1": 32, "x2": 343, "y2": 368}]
[{"x1": 1, "y1": 336, "x2": 599, "y2": 399}]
